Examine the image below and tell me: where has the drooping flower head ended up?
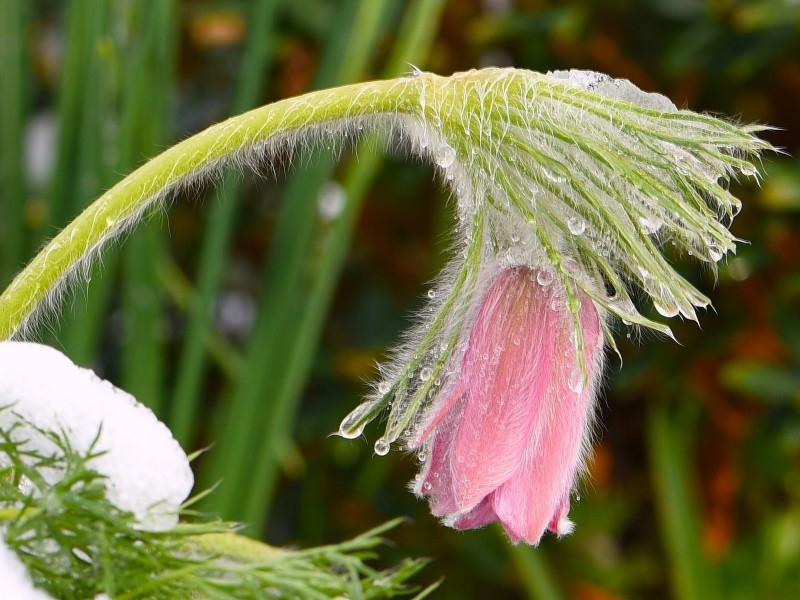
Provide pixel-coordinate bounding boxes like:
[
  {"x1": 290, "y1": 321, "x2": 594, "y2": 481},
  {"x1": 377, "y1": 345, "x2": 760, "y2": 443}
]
[
  {"x1": 411, "y1": 265, "x2": 603, "y2": 544},
  {"x1": 337, "y1": 68, "x2": 771, "y2": 543}
]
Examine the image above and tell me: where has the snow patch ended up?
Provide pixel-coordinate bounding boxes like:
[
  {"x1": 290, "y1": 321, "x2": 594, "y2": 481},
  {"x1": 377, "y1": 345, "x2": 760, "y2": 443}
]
[{"x1": 0, "y1": 342, "x2": 193, "y2": 531}]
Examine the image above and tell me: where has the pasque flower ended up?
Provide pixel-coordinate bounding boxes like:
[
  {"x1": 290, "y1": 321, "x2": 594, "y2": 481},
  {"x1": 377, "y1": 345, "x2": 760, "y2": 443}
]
[
  {"x1": 329, "y1": 68, "x2": 770, "y2": 544},
  {"x1": 410, "y1": 266, "x2": 603, "y2": 544}
]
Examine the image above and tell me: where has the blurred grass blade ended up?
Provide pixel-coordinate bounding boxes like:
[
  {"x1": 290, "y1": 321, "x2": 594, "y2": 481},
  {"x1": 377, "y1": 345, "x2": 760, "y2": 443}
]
[
  {"x1": 648, "y1": 403, "x2": 717, "y2": 600},
  {"x1": 49, "y1": 0, "x2": 117, "y2": 363},
  {"x1": 158, "y1": 258, "x2": 244, "y2": 381},
  {"x1": 0, "y1": 0, "x2": 29, "y2": 287},
  {"x1": 509, "y1": 545, "x2": 564, "y2": 600},
  {"x1": 43, "y1": 0, "x2": 110, "y2": 237},
  {"x1": 235, "y1": 0, "x2": 445, "y2": 532},
  {"x1": 169, "y1": 0, "x2": 281, "y2": 445},
  {"x1": 200, "y1": 0, "x2": 394, "y2": 523},
  {"x1": 118, "y1": 1, "x2": 179, "y2": 414}
]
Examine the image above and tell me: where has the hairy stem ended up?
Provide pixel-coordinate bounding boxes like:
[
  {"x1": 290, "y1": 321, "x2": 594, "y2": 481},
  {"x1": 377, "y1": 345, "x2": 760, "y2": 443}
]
[{"x1": 0, "y1": 76, "x2": 423, "y2": 340}]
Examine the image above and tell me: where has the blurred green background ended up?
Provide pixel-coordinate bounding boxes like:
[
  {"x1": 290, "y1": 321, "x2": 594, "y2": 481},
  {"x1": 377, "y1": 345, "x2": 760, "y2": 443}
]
[{"x1": 2, "y1": 0, "x2": 799, "y2": 598}]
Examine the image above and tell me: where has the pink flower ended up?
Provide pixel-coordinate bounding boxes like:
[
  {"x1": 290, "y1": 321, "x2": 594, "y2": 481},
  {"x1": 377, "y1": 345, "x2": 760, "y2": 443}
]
[{"x1": 411, "y1": 266, "x2": 604, "y2": 545}]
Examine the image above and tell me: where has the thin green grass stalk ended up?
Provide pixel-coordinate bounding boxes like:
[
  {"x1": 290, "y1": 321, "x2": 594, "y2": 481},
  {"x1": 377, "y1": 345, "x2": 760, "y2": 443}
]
[
  {"x1": 648, "y1": 403, "x2": 717, "y2": 600},
  {"x1": 118, "y1": 0, "x2": 179, "y2": 415},
  {"x1": 43, "y1": 0, "x2": 111, "y2": 236},
  {"x1": 69, "y1": 8, "x2": 115, "y2": 222},
  {"x1": 158, "y1": 257, "x2": 244, "y2": 382},
  {"x1": 239, "y1": 0, "x2": 448, "y2": 533},
  {"x1": 200, "y1": 0, "x2": 393, "y2": 522},
  {"x1": 169, "y1": 0, "x2": 281, "y2": 445},
  {"x1": 55, "y1": 0, "x2": 118, "y2": 364},
  {"x1": 509, "y1": 544, "x2": 564, "y2": 600},
  {"x1": 0, "y1": 0, "x2": 28, "y2": 288}
]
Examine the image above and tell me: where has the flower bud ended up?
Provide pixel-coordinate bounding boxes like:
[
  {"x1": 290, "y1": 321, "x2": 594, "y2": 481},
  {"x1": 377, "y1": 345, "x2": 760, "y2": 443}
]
[{"x1": 409, "y1": 266, "x2": 603, "y2": 544}]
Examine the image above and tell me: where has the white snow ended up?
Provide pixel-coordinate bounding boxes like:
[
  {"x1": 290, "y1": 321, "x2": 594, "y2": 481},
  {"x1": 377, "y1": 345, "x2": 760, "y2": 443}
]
[
  {"x1": 0, "y1": 539, "x2": 53, "y2": 599},
  {"x1": 548, "y1": 69, "x2": 677, "y2": 111},
  {"x1": 0, "y1": 341, "x2": 194, "y2": 531}
]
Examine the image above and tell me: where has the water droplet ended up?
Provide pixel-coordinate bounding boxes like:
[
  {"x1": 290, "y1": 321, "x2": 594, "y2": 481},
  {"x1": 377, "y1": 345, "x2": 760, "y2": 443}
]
[
  {"x1": 568, "y1": 366, "x2": 586, "y2": 393},
  {"x1": 653, "y1": 298, "x2": 679, "y2": 318},
  {"x1": 567, "y1": 217, "x2": 586, "y2": 235},
  {"x1": 609, "y1": 294, "x2": 637, "y2": 318},
  {"x1": 422, "y1": 481, "x2": 432, "y2": 493},
  {"x1": 738, "y1": 163, "x2": 756, "y2": 177},
  {"x1": 374, "y1": 438, "x2": 390, "y2": 456},
  {"x1": 338, "y1": 401, "x2": 374, "y2": 439},
  {"x1": 417, "y1": 451, "x2": 427, "y2": 462},
  {"x1": 706, "y1": 239, "x2": 725, "y2": 262},
  {"x1": 433, "y1": 143, "x2": 456, "y2": 168},
  {"x1": 419, "y1": 367, "x2": 432, "y2": 382},
  {"x1": 638, "y1": 215, "x2": 663, "y2": 235},
  {"x1": 536, "y1": 270, "x2": 554, "y2": 286},
  {"x1": 377, "y1": 381, "x2": 391, "y2": 395},
  {"x1": 427, "y1": 288, "x2": 436, "y2": 299}
]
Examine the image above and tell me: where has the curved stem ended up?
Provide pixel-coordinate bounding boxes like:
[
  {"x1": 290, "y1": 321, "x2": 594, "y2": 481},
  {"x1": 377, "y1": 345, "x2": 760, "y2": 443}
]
[
  {"x1": 0, "y1": 76, "x2": 425, "y2": 340},
  {"x1": 189, "y1": 531, "x2": 286, "y2": 562}
]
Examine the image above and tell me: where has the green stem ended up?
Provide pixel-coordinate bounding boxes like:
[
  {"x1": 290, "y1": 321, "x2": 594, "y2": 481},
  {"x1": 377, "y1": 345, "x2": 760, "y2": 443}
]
[
  {"x1": 202, "y1": 0, "x2": 396, "y2": 527},
  {"x1": 0, "y1": 76, "x2": 425, "y2": 340},
  {"x1": 647, "y1": 402, "x2": 716, "y2": 600},
  {"x1": 118, "y1": 0, "x2": 179, "y2": 415},
  {"x1": 157, "y1": 258, "x2": 244, "y2": 380},
  {"x1": 168, "y1": 0, "x2": 281, "y2": 446},
  {"x1": 189, "y1": 531, "x2": 286, "y2": 562},
  {"x1": 0, "y1": 506, "x2": 39, "y2": 520},
  {"x1": 509, "y1": 544, "x2": 564, "y2": 600},
  {"x1": 0, "y1": 0, "x2": 28, "y2": 287},
  {"x1": 47, "y1": 0, "x2": 115, "y2": 362},
  {"x1": 223, "y1": 0, "x2": 447, "y2": 530}
]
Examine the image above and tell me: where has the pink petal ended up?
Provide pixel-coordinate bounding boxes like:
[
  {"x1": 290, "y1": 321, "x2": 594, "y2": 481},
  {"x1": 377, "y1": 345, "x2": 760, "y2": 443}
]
[
  {"x1": 449, "y1": 269, "x2": 559, "y2": 510},
  {"x1": 451, "y1": 495, "x2": 498, "y2": 530},
  {"x1": 413, "y1": 390, "x2": 467, "y2": 516},
  {"x1": 491, "y1": 294, "x2": 602, "y2": 544}
]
